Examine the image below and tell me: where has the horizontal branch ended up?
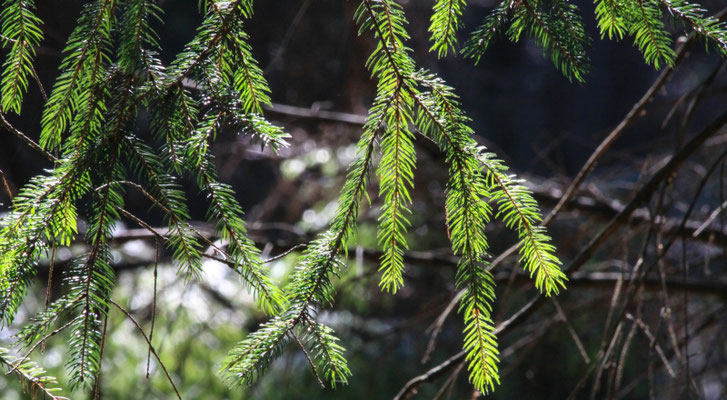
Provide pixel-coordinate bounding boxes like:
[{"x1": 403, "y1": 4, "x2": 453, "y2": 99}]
[
  {"x1": 264, "y1": 103, "x2": 367, "y2": 126},
  {"x1": 181, "y1": 77, "x2": 366, "y2": 126},
  {"x1": 529, "y1": 181, "x2": 727, "y2": 247},
  {"x1": 36, "y1": 225, "x2": 727, "y2": 297}
]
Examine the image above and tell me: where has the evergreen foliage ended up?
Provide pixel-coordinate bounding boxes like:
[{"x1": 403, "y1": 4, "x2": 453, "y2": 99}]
[
  {"x1": 1, "y1": 0, "x2": 726, "y2": 396},
  {"x1": 0, "y1": 347, "x2": 68, "y2": 400},
  {"x1": 463, "y1": 0, "x2": 727, "y2": 81},
  {"x1": 0, "y1": 0, "x2": 43, "y2": 114}
]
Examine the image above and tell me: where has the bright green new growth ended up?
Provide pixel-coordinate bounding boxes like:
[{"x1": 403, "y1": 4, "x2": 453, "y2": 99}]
[
  {"x1": 463, "y1": 0, "x2": 727, "y2": 81},
  {"x1": 429, "y1": 0, "x2": 467, "y2": 57},
  {"x1": 1, "y1": 0, "x2": 286, "y2": 391},
  {"x1": 0, "y1": 0, "x2": 43, "y2": 114},
  {"x1": 2, "y1": 0, "x2": 727, "y2": 396},
  {"x1": 223, "y1": 0, "x2": 566, "y2": 393}
]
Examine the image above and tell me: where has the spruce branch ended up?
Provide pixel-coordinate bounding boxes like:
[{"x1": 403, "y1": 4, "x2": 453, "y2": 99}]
[
  {"x1": 0, "y1": 112, "x2": 56, "y2": 162},
  {"x1": 291, "y1": 330, "x2": 325, "y2": 388},
  {"x1": 118, "y1": 0, "x2": 163, "y2": 75},
  {"x1": 300, "y1": 314, "x2": 351, "y2": 388},
  {"x1": 6, "y1": 318, "x2": 76, "y2": 376},
  {"x1": 40, "y1": 0, "x2": 116, "y2": 151},
  {"x1": 220, "y1": 89, "x2": 383, "y2": 388},
  {"x1": 11, "y1": 0, "x2": 723, "y2": 395},
  {"x1": 223, "y1": 66, "x2": 395, "y2": 384},
  {"x1": 67, "y1": 179, "x2": 119, "y2": 389},
  {"x1": 656, "y1": 0, "x2": 727, "y2": 54},
  {"x1": 462, "y1": 0, "x2": 516, "y2": 62},
  {"x1": 413, "y1": 84, "x2": 501, "y2": 392},
  {"x1": 65, "y1": 73, "x2": 136, "y2": 389},
  {"x1": 196, "y1": 155, "x2": 285, "y2": 313},
  {"x1": 414, "y1": 76, "x2": 566, "y2": 295},
  {"x1": 628, "y1": 0, "x2": 676, "y2": 68},
  {"x1": 14, "y1": 293, "x2": 83, "y2": 348},
  {"x1": 509, "y1": 0, "x2": 590, "y2": 82},
  {"x1": 0, "y1": 159, "x2": 89, "y2": 326},
  {"x1": 595, "y1": 0, "x2": 628, "y2": 39},
  {"x1": 0, "y1": 348, "x2": 69, "y2": 400},
  {"x1": 123, "y1": 136, "x2": 203, "y2": 278},
  {"x1": 221, "y1": 312, "x2": 292, "y2": 386},
  {"x1": 376, "y1": 84, "x2": 416, "y2": 293},
  {"x1": 225, "y1": 18, "x2": 271, "y2": 114},
  {"x1": 0, "y1": 0, "x2": 44, "y2": 114},
  {"x1": 429, "y1": 0, "x2": 467, "y2": 57},
  {"x1": 354, "y1": 0, "x2": 566, "y2": 391}
]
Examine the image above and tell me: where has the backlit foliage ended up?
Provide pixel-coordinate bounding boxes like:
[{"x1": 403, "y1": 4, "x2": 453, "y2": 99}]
[
  {"x1": 0, "y1": 347, "x2": 68, "y2": 400},
  {"x1": 2, "y1": 0, "x2": 726, "y2": 395}
]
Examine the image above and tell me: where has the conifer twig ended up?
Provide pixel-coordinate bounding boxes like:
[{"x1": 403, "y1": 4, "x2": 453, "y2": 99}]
[
  {"x1": 394, "y1": 108, "x2": 727, "y2": 399},
  {"x1": 6, "y1": 318, "x2": 76, "y2": 376},
  {"x1": 487, "y1": 28, "x2": 698, "y2": 276},
  {"x1": 92, "y1": 315, "x2": 109, "y2": 400},
  {"x1": 0, "y1": 348, "x2": 68, "y2": 400},
  {"x1": 263, "y1": 243, "x2": 307, "y2": 263},
  {"x1": 291, "y1": 332, "x2": 325, "y2": 388},
  {"x1": 0, "y1": 168, "x2": 13, "y2": 199},
  {"x1": 109, "y1": 300, "x2": 182, "y2": 400},
  {"x1": 146, "y1": 239, "x2": 160, "y2": 379},
  {"x1": 0, "y1": 112, "x2": 57, "y2": 162},
  {"x1": 542, "y1": 33, "x2": 696, "y2": 226}
]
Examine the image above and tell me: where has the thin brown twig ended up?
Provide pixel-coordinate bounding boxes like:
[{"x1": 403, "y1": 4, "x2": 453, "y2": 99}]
[
  {"x1": 92, "y1": 315, "x2": 109, "y2": 400},
  {"x1": 263, "y1": 243, "x2": 307, "y2": 263},
  {"x1": 590, "y1": 317, "x2": 625, "y2": 400},
  {"x1": 41, "y1": 242, "x2": 57, "y2": 353},
  {"x1": 543, "y1": 27, "x2": 696, "y2": 226},
  {"x1": 674, "y1": 60, "x2": 726, "y2": 147},
  {"x1": 616, "y1": 305, "x2": 724, "y2": 399},
  {"x1": 115, "y1": 208, "x2": 237, "y2": 282},
  {"x1": 0, "y1": 351, "x2": 69, "y2": 400},
  {"x1": 553, "y1": 297, "x2": 590, "y2": 364},
  {"x1": 146, "y1": 239, "x2": 160, "y2": 379},
  {"x1": 110, "y1": 299, "x2": 182, "y2": 400},
  {"x1": 681, "y1": 235, "x2": 697, "y2": 396},
  {"x1": 530, "y1": 182, "x2": 727, "y2": 247},
  {"x1": 489, "y1": 34, "x2": 697, "y2": 271},
  {"x1": 0, "y1": 33, "x2": 50, "y2": 100},
  {"x1": 6, "y1": 318, "x2": 76, "y2": 376},
  {"x1": 393, "y1": 109, "x2": 727, "y2": 399},
  {"x1": 30, "y1": 63, "x2": 48, "y2": 103},
  {"x1": 692, "y1": 199, "x2": 727, "y2": 237},
  {"x1": 499, "y1": 315, "x2": 560, "y2": 371},
  {"x1": 612, "y1": 305, "x2": 639, "y2": 397},
  {"x1": 98, "y1": 180, "x2": 171, "y2": 214},
  {"x1": 0, "y1": 168, "x2": 13, "y2": 199},
  {"x1": 591, "y1": 146, "x2": 727, "y2": 397},
  {"x1": 116, "y1": 207, "x2": 164, "y2": 238},
  {"x1": 656, "y1": 249, "x2": 683, "y2": 363},
  {"x1": 264, "y1": 102, "x2": 367, "y2": 126},
  {"x1": 0, "y1": 112, "x2": 57, "y2": 163},
  {"x1": 431, "y1": 361, "x2": 465, "y2": 400},
  {"x1": 291, "y1": 332, "x2": 325, "y2": 388},
  {"x1": 421, "y1": 290, "x2": 463, "y2": 364},
  {"x1": 566, "y1": 362, "x2": 598, "y2": 400},
  {"x1": 593, "y1": 172, "x2": 670, "y2": 400},
  {"x1": 393, "y1": 349, "x2": 466, "y2": 400},
  {"x1": 628, "y1": 314, "x2": 676, "y2": 378}
]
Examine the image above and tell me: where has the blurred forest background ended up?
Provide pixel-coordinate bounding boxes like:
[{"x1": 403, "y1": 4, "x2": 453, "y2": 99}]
[{"x1": 2, "y1": 0, "x2": 727, "y2": 399}]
